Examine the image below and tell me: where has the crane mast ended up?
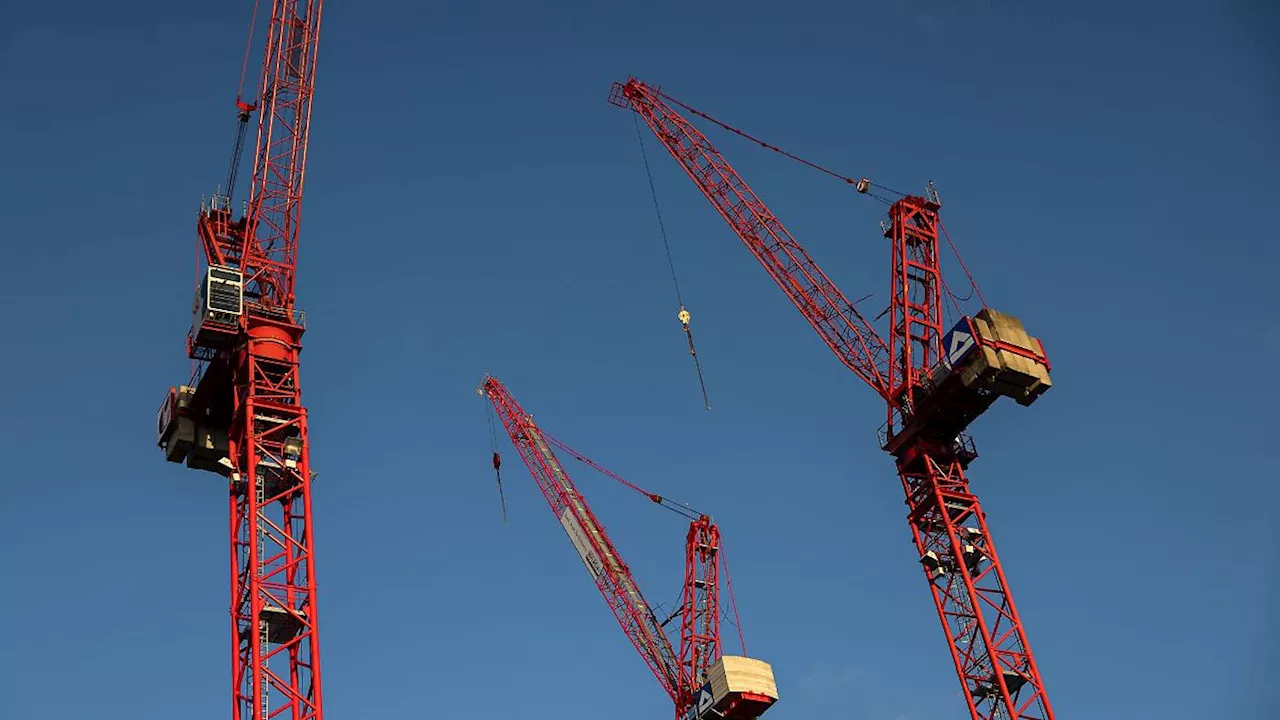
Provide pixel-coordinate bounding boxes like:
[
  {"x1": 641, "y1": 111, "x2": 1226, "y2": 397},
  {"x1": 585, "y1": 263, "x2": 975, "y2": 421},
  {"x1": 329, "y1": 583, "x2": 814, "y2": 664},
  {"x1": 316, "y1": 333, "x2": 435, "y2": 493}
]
[
  {"x1": 480, "y1": 376, "x2": 778, "y2": 720},
  {"x1": 155, "y1": 3, "x2": 326, "y2": 720},
  {"x1": 612, "y1": 77, "x2": 1055, "y2": 720},
  {"x1": 680, "y1": 517, "x2": 722, "y2": 713}
]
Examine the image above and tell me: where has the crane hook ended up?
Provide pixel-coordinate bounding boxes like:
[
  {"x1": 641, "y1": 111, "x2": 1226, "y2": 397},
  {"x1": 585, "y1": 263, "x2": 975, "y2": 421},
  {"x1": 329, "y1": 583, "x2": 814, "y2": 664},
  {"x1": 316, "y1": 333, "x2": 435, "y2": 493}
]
[
  {"x1": 492, "y1": 451, "x2": 509, "y2": 525},
  {"x1": 677, "y1": 307, "x2": 711, "y2": 410}
]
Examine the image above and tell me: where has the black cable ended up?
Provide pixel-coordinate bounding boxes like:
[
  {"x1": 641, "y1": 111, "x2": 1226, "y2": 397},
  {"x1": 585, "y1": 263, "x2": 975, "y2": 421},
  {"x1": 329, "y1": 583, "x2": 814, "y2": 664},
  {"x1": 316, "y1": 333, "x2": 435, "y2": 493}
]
[
  {"x1": 656, "y1": 88, "x2": 907, "y2": 198},
  {"x1": 633, "y1": 113, "x2": 712, "y2": 410},
  {"x1": 633, "y1": 113, "x2": 685, "y2": 309},
  {"x1": 484, "y1": 396, "x2": 508, "y2": 524}
]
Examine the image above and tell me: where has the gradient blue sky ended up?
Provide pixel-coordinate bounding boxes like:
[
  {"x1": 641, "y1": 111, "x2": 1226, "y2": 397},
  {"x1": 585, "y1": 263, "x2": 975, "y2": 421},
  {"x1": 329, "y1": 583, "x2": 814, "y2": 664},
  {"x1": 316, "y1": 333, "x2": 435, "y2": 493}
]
[{"x1": 2, "y1": 1, "x2": 1276, "y2": 718}]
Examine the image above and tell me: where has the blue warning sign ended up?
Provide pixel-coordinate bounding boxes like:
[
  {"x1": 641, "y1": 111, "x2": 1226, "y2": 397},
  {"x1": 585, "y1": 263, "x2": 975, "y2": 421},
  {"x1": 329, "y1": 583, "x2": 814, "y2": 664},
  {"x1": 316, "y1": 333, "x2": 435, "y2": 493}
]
[{"x1": 941, "y1": 318, "x2": 977, "y2": 368}]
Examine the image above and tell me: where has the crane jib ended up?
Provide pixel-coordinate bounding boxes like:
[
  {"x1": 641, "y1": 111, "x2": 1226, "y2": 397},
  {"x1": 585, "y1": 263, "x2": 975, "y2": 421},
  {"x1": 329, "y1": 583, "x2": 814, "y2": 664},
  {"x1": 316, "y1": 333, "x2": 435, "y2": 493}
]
[
  {"x1": 482, "y1": 377, "x2": 683, "y2": 699},
  {"x1": 612, "y1": 79, "x2": 893, "y2": 402},
  {"x1": 558, "y1": 508, "x2": 607, "y2": 580}
]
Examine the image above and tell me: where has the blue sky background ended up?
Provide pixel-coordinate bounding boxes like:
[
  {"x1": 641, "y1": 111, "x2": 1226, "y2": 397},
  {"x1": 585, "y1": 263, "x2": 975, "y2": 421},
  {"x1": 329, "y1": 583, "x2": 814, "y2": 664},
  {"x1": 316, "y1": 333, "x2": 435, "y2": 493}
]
[{"x1": 1, "y1": 1, "x2": 1277, "y2": 718}]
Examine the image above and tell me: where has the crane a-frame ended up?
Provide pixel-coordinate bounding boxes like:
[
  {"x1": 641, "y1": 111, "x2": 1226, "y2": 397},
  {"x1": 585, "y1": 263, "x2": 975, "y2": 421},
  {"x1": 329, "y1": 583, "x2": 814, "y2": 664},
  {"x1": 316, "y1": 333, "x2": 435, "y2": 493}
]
[
  {"x1": 611, "y1": 77, "x2": 1056, "y2": 720},
  {"x1": 154, "y1": 3, "x2": 327, "y2": 719},
  {"x1": 480, "y1": 375, "x2": 779, "y2": 720}
]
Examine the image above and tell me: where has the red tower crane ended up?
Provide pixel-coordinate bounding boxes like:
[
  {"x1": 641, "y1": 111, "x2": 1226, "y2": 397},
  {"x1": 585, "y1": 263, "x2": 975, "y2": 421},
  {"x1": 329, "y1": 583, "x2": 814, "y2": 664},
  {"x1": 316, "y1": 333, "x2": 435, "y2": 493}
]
[
  {"x1": 611, "y1": 78, "x2": 1056, "y2": 720},
  {"x1": 155, "y1": 3, "x2": 326, "y2": 719},
  {"x1": 480, "y1": 375, "x2": 779, "y2": 720}
]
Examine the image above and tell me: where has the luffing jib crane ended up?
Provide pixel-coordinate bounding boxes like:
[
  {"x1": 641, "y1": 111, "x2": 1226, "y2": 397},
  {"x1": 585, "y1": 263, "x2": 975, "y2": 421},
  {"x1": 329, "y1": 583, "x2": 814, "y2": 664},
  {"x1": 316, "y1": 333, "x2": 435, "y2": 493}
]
[
  {"x1": 155, "y1": 3, "x2": 327, "y2": 719},
  {"x1": 612, "y1": 78, "x2": 1055, "y2": 720},
  {"x1": 480, "y1": 375, "x2": 779, "y2": 720}
]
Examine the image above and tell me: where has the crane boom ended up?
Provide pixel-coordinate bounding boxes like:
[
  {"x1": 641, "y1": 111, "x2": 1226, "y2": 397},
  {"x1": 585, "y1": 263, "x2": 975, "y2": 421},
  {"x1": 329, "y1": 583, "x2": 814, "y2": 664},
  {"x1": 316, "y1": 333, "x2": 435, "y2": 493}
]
[
  {"x1": 481, "y1": 376, "x2": 682, "y2": 700},
  {"x1": 609, "y1": 80, "x2": 892, "y2": 402},
  {"x1": 612, "y1": 77, "x2": 1056, "y2": 720}
]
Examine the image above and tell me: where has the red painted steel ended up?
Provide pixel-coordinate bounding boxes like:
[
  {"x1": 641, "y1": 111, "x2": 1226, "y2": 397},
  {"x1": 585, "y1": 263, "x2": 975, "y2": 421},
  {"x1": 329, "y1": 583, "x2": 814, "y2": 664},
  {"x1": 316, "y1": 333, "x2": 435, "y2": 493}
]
[
  {"x1": 608, "y1": 80, "x2": 892, "y2": 402},
  {"x1": 480, "y1": 376, "x2": 732, "y2": 720},
  {"x1": 482, "y1": 376, "x2": 683, "y2": 703},
  {"x1": 160, "y1": 3, "x2": 326, "y2": 720},
  {"x1": 898, "y1": 446, "x2": 1053, "y2": 720},
  {"x1": 612, "y1": 77, "x2": 1055, "y2": 720},
  {"x1": 886, "y1": 196, "x2": 945, "y2": 418},
  {"x1": 678, "y1": 517, "x2": 721, "y2": 713}
]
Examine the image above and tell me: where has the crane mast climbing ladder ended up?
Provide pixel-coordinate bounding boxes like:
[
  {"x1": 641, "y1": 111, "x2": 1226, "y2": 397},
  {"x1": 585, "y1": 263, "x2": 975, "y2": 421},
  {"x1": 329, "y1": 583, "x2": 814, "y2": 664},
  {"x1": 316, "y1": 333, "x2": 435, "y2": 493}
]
[
  {"x1": 612, "y1": 77, "x2": 1056, "y2": 720},
  {"x1": 154, "y1": 3, "x2": 327, "y2": 720},
  {"x1": 480, "y1": 375, "x2": 779, "y2": 720}
]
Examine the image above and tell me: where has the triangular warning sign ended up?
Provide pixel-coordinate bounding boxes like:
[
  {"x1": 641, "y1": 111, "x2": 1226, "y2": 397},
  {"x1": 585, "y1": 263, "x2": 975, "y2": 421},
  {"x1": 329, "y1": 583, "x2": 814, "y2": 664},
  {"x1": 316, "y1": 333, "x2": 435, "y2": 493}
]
[{"x1": 947, "y1": 330, "x2": 975, "y2": 365}]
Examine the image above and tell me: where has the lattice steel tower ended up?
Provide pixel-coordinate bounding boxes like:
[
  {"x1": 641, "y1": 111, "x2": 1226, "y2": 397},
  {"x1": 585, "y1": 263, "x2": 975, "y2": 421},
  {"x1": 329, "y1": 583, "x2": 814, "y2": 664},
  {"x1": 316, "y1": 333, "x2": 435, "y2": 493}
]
[{"x1": 156, "y1": 3, "x2": 327, "y2": 719}]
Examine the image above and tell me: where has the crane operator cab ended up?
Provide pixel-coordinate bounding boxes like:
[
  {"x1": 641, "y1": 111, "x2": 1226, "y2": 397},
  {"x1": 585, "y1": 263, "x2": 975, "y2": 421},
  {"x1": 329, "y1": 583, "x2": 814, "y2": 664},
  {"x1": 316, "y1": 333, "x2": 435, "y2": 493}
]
[
  {"x1": 191, "y1": 265, "x2": 244, "y2": 350},
  {"x1": 683, "y1": 656, "x2": 779, "y2": 720}
]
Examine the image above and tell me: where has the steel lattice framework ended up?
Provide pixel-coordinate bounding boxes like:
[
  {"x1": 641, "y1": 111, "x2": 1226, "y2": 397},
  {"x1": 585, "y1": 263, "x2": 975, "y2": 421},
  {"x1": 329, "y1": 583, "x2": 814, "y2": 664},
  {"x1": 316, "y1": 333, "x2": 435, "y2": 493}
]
[
  {"x1": 612, "y1": 77, "x2": 1054, "y2": 720},
  {"x1": 481, "y1": 376, "x2": 761, "y2": 720},
  {"x1": 679, "y1": 517, "x2": 722, "y2": 713},
  {"x1": 157, "y1": 3, "x2": 326, "y2": 720},
  {"x1": 484, "y1": 375, "x2": 683, "y2": 699}
]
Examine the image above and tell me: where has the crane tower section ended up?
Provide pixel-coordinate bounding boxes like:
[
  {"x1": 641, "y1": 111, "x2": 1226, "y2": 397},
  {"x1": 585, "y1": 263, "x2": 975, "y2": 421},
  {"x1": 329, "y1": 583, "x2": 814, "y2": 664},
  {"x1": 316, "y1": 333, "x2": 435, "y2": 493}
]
[
  {"x1": 611, "y1": 77, "x2": 1055, "y2": 720},
  {"x1": 480, "y1": 376, "x2": 779, "y2": 720},
  {"x1": 155, "y1": 3, "x2": 326, "y2": 720}
]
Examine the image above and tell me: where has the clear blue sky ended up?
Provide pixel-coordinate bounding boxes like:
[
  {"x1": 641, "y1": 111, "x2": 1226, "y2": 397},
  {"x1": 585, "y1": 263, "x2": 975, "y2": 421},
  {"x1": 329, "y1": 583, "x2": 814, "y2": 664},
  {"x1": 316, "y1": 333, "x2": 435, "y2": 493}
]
[{"x1": 1, "y1": 1, "x2": 1276, "y2": 718}]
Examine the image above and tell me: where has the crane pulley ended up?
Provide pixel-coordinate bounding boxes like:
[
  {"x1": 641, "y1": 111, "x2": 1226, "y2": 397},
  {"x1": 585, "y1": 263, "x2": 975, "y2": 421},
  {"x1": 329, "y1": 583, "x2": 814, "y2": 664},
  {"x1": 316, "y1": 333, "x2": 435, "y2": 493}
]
[
  {"x1": 479, "y1": 376, "x2": 778, "y2": 720},
  {"x1": 612, "y1": 77, "x2": 1057, "y2": 720}
]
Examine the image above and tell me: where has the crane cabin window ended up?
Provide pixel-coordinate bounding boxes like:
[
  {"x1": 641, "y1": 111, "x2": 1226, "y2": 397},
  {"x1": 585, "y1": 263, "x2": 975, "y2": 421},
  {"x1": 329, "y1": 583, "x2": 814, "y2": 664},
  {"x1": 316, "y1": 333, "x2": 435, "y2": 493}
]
[{"x1": 203, "y1": 266, "x2": 244, "y2": 317}]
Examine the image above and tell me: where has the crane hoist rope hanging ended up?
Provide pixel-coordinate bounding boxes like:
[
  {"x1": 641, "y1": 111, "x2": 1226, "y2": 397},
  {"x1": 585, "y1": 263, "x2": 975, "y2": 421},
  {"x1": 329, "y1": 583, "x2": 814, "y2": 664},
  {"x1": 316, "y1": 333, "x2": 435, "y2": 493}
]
[
  {"x1": 222, "y1": 0, "x2": 263, "y2": 207},
  {"x1": 484, "y1": 398, "x2": 509, "y2": 524},
  {"x1": 632, "y1": 113, "x2": 711, "y2": 411}
]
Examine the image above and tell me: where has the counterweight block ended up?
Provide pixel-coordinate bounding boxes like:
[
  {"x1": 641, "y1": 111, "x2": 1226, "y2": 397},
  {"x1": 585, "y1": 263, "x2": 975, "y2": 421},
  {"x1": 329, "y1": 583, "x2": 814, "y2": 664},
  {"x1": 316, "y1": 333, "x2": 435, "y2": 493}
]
[
  {"x1": 936, "y1": 308, "x2": 1052, "y2": 407},
  {"x1": 885, "y1": 307, "x2": 1052, "y2": 458},
  {"x1": 683, "y1": 656, "x2": 779, "y2": 720},
  {"x1": 157, "y1": 384, "x2": 235, "y2": 476}
]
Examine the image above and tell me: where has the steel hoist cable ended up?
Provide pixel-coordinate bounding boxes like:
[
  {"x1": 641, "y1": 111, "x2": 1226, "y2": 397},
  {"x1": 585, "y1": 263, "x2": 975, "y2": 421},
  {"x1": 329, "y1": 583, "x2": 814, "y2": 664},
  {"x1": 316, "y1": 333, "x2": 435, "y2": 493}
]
[
  {"x1": 485, "y1": 398, "x2": 509, "y2": 524},
  {"x1": 633, "y1": 113, "x2": 711, "y2": 410}
]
